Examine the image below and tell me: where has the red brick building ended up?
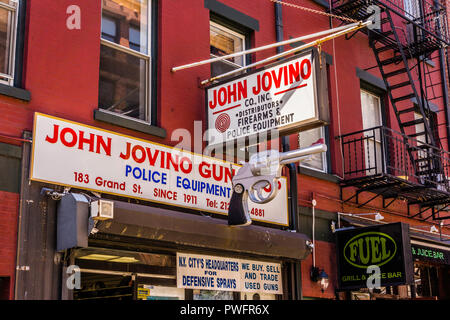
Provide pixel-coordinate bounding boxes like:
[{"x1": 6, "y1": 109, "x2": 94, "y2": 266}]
[{"x1": 0, "y1": 0, "x2": 449, "y2": 300}]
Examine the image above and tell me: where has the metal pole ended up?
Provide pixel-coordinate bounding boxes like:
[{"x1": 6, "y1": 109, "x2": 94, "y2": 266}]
[
  {"x1": 280, "y1": 144, "x2": 328, "y2": 164},
  {"x1": 171, "y1": 22, "x2": 363, "y2": 73},
  {"x1": 200, "y1": 20, "x2": 372, "y2": 85}
]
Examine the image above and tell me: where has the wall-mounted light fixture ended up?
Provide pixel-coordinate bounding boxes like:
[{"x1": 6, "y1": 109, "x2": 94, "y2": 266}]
[
  {"x1": 310, "y1": 199, "x2": 329, "y2": 292},
  {"x1": 344, "y1": 212, "x2": 384, "y2": 221},
  {"x1": 310, "y1": 266, "x2": 329, "y2": 292},
  {"x1": 430, "y1": 225, "x2": 439, "y2": 233},
  {"x1": 411, "y1": 224, "x2": 440, "y2": 234}
]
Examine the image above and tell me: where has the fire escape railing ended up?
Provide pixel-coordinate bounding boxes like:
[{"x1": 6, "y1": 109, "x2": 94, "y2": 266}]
[
  {"x1": 331, "y1": 0, "x2": 449, "y2": 46},
  {"x1": 339, "y1": 126, "x2": 450, "y2": 192},
  {"x1": 332, "y1": 0, "x2": 450, "y2": 220},
  {"x1": 380, "y1": 0, "x2": 448, "y2": 42}
]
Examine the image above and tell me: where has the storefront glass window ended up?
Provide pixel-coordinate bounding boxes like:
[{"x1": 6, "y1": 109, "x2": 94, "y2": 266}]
[
  {"x1": 413, "y1": 263, "x2": 439, "y2": 298},
  {"x1": 73, "y1": 248, "x2": 176, "y2": 301},
  {"x1": 71, "y1": 248, "x2": 284, "y2": 300},
  {"x1": 193, "y1": 289, "x2": 234, "y2": 300}
]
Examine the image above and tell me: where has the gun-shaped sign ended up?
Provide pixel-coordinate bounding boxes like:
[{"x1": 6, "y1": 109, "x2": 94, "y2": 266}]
[{"x1": 228, "y1": 143, "x2": 327, "y2": 226}]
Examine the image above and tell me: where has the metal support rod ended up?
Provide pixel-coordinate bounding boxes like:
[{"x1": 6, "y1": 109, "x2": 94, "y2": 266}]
[
  {"x1": 342, "y1": 190, "x2": 360, "y2": 204},
  {"x1": 171, "y1": 22, "x2": 363, "y2": 73},
  {"x1": 356, "y1": 192, "x2": 383, "y2": 208},
  {"x1": 383, "y1": 197, "x2": 396, "y2": 209},
  {"x1": 279, "y1": 143, "x2": 327, "y2": 165},
  {"x1": 438, "y1": 47, "x2": 450, "y2": 152},
  {"x1": 200, "y1": 20, "x2": 372, "y2": 85},
  {"x1": 410, "y1": 206, "x2": 431, "y2": 219}
]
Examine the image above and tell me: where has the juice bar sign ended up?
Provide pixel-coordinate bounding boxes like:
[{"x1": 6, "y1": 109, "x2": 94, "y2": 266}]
[
  {"x1": 336, "y1": 223, "x2": 414, "y2": 290},
  {"x1": 206, "y1": 50, "x2": 329, "y2": 145},
  {"x1": 412, "y1": 244, "x2": 450, "y2": 265}
]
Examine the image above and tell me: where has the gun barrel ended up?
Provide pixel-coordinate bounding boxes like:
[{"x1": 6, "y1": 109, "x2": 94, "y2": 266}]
[{"x1": 279, "y1": 143, "x2": 327, "y2": 165}]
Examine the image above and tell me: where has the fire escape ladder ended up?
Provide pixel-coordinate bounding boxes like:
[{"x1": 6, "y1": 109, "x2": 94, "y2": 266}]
[
  {"x1": 368, "y1": 8, "x2": 447, "y2": 189},
  {"x1": 332, "y1": 0, "x2": 450, "y2": 221}
]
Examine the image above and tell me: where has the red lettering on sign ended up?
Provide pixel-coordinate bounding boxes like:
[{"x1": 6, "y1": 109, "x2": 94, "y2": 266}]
[
  {"x1": 154, "y1": 188, "x2": 177, "y2": 200},
  {"x1": 60, "y1": 127, "x2": 77, "y2": 147},
  {"x1": 288, "y1": 62, "x2": 300, "y2": 83},
  {"x1": 119, "y1": 142, "x2": 194, "y2": 174},
  {"x1": 179, "y1": 156, "x2": 193, "y2": 174},
  {"x1": 199, "y1": 161, "x2": 235, "y2": 183},
  {"x1": 45, "y1": 124, "x2": 112, "y2": 156},
  {"x1": 208, "y1": 80, "x2": 247, "y2": 109},
  {"x1": 300, "y1": 59, "x2": 312, "y2": 79},
  {"x1": 78, "y1": 131, "x2": 95, "y2": 152},
  {"x1": 251, "y1": 58, "x2": 312, "y2": 95}
]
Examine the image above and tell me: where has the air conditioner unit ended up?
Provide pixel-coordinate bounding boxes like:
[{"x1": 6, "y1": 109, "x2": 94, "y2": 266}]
[{"x1": 90, "y1": 199, "x2": 114, "y2": 220}]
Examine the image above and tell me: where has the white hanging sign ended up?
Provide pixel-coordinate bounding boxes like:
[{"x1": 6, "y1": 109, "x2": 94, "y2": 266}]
[
  {"x1": 206, "y1": 50, "x2": 328, "y2": 146},
  {"x1": 30, "y1": 113, "x2": 289, "y2": 226},
  {"x1": 176, "y1": 252, "x2": 282, "y2": 294}
]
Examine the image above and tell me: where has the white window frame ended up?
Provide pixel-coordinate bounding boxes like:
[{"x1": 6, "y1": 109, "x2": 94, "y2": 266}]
[
  {"x1": 100, "y1": 0, "x2": 152, "y2": 122},
  {"x1": 298, "y1": 126, "x2": 328, "y2": 173},
  {"x1": 210, "y1": 20, "x2": 246, "y2": 70},
  {"x1": 403, "y1": 0, "x2": 421, "y2": 19},
  {"x1": 0, "y1": 0, "x2": 19, "y2": 86},
  {"x1": 360, "y1": 89, "x2": 384, "y2": 175}
]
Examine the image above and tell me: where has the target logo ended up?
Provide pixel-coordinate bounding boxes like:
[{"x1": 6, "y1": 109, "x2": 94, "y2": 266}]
[
  {"x1": 263, "y1": 180, "x2": 282, "y2": 193},
  {"x1": 215, "y1": 113, "x2": 230, "y2": 133}
]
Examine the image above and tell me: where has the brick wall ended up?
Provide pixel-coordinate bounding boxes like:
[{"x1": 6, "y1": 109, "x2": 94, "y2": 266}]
[
  {"x1": 0, "y1": 191, "x2": 19, "y2": 300},
  {"x1": 301, "y1": 240, "x2": 337, "y2": 299}
]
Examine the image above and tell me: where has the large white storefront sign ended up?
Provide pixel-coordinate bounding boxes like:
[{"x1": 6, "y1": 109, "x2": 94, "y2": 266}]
[
  {"x1": 206, "y1": 50, "x2": 329, "y2": 146},
  {"x1": 30, "y1": 113, "x2": 289, "y2": 226},
  {"x1": 176, "y1": 253, "x2": 282, "y2": 294}
]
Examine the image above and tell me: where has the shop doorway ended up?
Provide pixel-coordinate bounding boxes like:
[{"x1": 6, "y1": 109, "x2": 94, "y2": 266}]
[
  {"x1": 411, "y1": 262, "x2": 450, "y2": 299},
  {"x1": 74, "y1": 272, "x2": 134, "y2": 300},
  {"x1": 0, "y1": 277, "x2": 10, "y2": 300},
  {"x1": 72, "y1": 247, "x2": 180, "y2": 301},
  {"x1": 70, "y1": 247, "x2": 281, "y2": 300}
]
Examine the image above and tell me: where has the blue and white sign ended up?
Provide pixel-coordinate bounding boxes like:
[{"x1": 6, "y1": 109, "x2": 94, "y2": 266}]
[{"x1": 176, "y1": 253, "x2": 282, "y2": 294}]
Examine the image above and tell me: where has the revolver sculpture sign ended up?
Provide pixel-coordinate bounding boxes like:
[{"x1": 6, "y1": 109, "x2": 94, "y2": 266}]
[{"x1": 228, "y1": 143, "x2": 327, "y2": 226}]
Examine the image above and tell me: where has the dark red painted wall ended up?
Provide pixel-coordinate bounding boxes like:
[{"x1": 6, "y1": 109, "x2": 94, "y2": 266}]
[
  {"x1": 0, "y1": 191, "x2": 19, "y2": 300},
  {"x1": 0, "y1": 0, "x2": 448, "y2": 299}
]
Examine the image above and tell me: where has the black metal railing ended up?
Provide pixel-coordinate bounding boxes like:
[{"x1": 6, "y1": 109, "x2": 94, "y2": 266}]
[
  {"x1": 331, "y1": 0, "x2": 449, "y2": 45},
  {"x1": 339, "y1": 126, "x2": 450, "y2": 191}
]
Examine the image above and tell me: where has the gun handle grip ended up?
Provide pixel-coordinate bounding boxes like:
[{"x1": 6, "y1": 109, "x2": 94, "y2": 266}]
[{"x1": 228, "y1": 185, "x2": 252, "y2": 226}]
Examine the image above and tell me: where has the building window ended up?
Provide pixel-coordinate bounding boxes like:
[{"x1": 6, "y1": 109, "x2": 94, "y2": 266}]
[
  {"x1": 99, "y1": 0, "x2": 150, "y2": 121},
  {"x1": 298, "y1": 127, "x2": 327, "y2": 172},
  {"x1": 403, "y1": 0, "x2": 421, "y2": 20},
  {"x1": 101, "y1": 16, "x2": 117, "y2": 43},
  {"x1": 0, "y1": 0, "x2": 18, "y2": 86},
  {"x1": 210, "y1": 21, "x2": 245, "y2": 77},
  {"x1": 361, "y1": 89, "x2": 384, "y2": 175}
]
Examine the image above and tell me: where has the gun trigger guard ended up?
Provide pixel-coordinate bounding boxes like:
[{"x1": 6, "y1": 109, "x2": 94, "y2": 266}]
[{"x1": 248, "y1": 178, "x2": 279, "y2": 204}]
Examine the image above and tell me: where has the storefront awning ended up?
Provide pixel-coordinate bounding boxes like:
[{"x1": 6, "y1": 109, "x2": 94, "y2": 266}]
[{"x1": 94, "y1": 200, "x2": 311, "y2": 261}]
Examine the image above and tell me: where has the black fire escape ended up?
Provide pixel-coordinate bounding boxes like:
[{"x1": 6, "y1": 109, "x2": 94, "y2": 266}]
[{"x1": 331, "y1": 0, "x2": 450, "y2": 222}]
